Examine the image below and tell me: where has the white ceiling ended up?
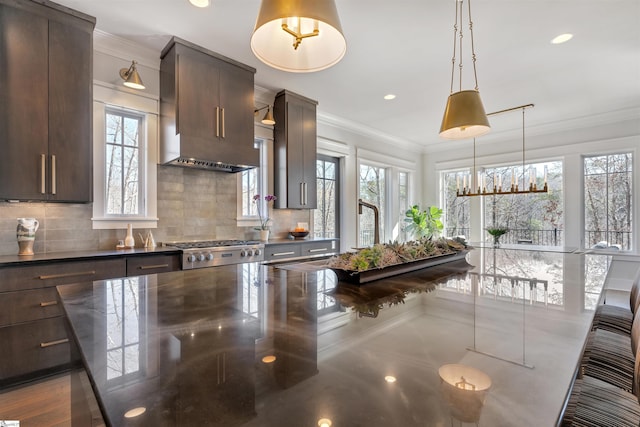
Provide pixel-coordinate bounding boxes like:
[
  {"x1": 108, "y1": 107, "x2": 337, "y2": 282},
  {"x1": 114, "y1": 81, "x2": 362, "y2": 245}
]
[{"x1": 53, "y1": 0, "x2": 640, "y2": 153}]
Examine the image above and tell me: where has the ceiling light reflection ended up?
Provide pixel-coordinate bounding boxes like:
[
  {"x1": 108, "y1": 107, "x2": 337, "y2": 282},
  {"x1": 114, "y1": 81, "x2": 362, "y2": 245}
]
[
  {"x1": 384, "y1": 375, "x2": 397, "y2": 383},
  {"x1": 318, "y1": 418, "x2": 332, "y2": 427},
  {"x1": 384, "y1": 94, "x2": 396, "y2": 100}
]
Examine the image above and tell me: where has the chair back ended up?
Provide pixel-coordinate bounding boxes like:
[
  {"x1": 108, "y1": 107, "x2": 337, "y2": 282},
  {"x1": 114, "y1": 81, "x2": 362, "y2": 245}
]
[{"x1": 630, "y1": 269, "x2": 640, "y2": 314}]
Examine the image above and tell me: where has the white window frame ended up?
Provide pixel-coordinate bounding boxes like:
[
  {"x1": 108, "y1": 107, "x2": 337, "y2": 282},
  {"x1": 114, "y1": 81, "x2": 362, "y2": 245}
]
[
  {"x1": 237, "y1": 133, "x2": 273, "y2": 228},
  {"x1": 92, "y1": 82, "x2": 158, "y2": 229}
]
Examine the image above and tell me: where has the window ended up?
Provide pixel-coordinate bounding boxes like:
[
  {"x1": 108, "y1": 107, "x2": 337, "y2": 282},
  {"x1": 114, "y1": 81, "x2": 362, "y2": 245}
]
[
  {"x1": 92, "y1": 83, "x2": 158, "y2": 229},
  {"x1": 359, "y1": 163, "x2": 386, "y2": 247},
  {"x1": 105, "y1": 109, "x2": 143, "y2": 215},
  {"x1": 442, "y1": 160, "x2": 564, "y2": 245},
  {"x1": 238, "y1": 138, "x2": 268, "y2": 227},
  {"x1": 398, "y1": 171, "x2": 409, "y2": 241},
  {"x1": 442, "y1": 170, "x2": 471, "y2": 238},
  {"x1": 314, "y1": 155, "x2": 340, "y2": 238},
  {"x1": 584, "y1": 153, "x2": 633, "y2": 250}
]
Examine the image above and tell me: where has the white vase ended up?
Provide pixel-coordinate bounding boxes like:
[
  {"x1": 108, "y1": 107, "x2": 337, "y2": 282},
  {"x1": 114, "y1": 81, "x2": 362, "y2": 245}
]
[
  {"x1": 259, "y1": 229, "x2": 270, "y2": 242},
  {"x1": 17, "y1": 218, "x2": 39, "y2": 256},
  {"x1": 124, "y1": 223, "x2": 135, "y2": 248}
]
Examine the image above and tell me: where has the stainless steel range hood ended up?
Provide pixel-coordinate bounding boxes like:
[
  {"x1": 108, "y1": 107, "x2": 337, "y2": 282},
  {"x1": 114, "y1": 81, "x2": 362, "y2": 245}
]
[{"x1": 160, "y1": 37, "x2": 259, "y2": 173}]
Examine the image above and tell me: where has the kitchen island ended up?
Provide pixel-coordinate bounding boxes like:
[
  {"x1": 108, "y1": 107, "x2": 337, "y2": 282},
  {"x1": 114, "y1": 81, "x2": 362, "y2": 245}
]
[{"x1": 58, "y1": 248, "x2": 609, "y2": 426}]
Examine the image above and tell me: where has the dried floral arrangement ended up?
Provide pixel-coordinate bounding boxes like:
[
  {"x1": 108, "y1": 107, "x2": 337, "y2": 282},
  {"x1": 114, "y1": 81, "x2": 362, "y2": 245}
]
[{"x1": 327, "y1": 237, "x2": 469, "y2": 273}]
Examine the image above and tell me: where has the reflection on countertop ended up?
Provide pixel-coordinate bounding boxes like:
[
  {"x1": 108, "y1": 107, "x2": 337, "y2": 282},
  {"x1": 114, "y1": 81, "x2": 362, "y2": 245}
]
[{"x1": 58, "y1": 248, "x2": 610, "y2": 427}]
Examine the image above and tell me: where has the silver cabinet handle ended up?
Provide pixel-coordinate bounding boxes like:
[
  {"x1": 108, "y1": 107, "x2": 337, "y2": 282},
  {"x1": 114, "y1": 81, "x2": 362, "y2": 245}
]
[
  {"x1": 38, "y1": 270, "x2": 96, "y2": 280},
  {"x1": 41, "y1": 154, "x2": 46, "y2": 194},
  {"x1": 303, "y1": 182, "x2": 307, "y2": 205},
  {"x1": 273, "y1": 251, "x2": 296, "y2": 257},
  {"x1": 40, "y1": 301, "x2": 58, "y2": 307},
  {"x1": 300, "y1": 182, "x2": 304, "y2": 205},
  {"x1": 215, "y1": 106, "x2": 220, "y2": 137},
  {"x1": 51, "y1": 154, "x2": 56, "y2": 195},
  {"x1": 138, "y1": 264, "x2": 169, "y2": 270},
  {"x1": 221, "y1": 107, "x2": 225, "y2": 138},
  {"x1": 40, "y1": 338, "x2": 69, "y2": 348},
  {"x1": 308, "y1": 248, "x2": 327, "y2": 253}
]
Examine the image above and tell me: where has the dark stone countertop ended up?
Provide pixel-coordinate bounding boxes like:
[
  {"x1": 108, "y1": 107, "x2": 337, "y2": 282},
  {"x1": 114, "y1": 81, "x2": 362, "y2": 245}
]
[
  {"x1": 0, "y1": 247, "x2": 180, "y2": 267},
  {"x1": 58, "y1": 248, "x2": 609, "y2": 427}
]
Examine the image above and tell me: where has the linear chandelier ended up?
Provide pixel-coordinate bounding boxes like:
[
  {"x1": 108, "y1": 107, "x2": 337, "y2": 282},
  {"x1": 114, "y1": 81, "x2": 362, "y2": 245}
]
[{"x1": 456, "y1": 104, "x2": 549, "y2": 197}]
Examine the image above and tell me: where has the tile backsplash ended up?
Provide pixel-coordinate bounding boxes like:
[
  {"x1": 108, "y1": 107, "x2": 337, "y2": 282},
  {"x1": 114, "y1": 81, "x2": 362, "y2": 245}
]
[{"x1": 0, "y1": 165, "x2": 312, "y2": 256}]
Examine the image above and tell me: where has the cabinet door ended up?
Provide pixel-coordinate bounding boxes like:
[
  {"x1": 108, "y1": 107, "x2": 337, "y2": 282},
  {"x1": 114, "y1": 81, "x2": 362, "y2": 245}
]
[
  {"x1": 301, "y1": 101, "x2": 318, "y2": 208},
  {"x1": 176, "y1": 47, "x2": 219, "y2": 146},
  {"x1": 286, "y1": 101, "x2": 306, "y2": 208},
  {"x1": 48, "y1": 19, "x2": 93, "y2": 202},
  {"x1": 0, "y1": 4, "x2": 49, "y2": 201},
  {"x1": 218, "y1": 61, "x2": 258, "y2": 166}
]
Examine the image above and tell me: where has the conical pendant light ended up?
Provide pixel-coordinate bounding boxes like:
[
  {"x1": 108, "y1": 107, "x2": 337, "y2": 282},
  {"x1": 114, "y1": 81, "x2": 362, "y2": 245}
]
[
  {"x1": 439, "y1": 0, "x2": 490, "y2": 140},
  {"x1": 251, "y1": 0, "x2": 346, "y2": 73}
]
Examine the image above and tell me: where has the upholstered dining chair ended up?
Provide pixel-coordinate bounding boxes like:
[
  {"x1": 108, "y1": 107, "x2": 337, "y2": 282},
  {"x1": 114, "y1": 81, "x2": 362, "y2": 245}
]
[{"x1": 591, "y1": 270, "x2": 640, "y2": 336}]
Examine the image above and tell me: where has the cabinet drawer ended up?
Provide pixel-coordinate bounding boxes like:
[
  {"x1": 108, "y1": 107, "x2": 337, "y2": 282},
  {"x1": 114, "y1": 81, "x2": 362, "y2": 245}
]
[
  {"x1": 126, "y1": 254, "x2": 181, "y2": 276},
  {"x1": 0, "y1": 317, "x2": 70, "y2": 381},
  {"x1": 300, "y1": 240, "x2": 338, "y2": 257},
  {"x1": 0, "y1": 288, "x2": 62, "y2": 327},
  {"x1": 264, "y1": 244, "x2": 301, "y2": 261},
  {"x1": 0, "y1": 258, "x2": 127, "y2": 292}
]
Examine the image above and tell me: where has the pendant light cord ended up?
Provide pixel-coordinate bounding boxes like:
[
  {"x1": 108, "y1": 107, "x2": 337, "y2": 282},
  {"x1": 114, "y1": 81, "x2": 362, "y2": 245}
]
[{"x1": 448, "y1": 0, "x2": 480, "y2": 94}]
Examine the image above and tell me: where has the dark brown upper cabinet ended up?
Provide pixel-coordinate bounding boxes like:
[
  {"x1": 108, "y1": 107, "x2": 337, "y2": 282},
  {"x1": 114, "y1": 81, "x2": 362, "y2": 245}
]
[
  {"x1": 160, "y1": 37, "x2": 258, "y2": 172},
  {"x1": 274, "y1": 90, "x2": 318, "y2": 209},
  {"x1": 0, "y1": 0, "x2": 94, "y2": 202}
]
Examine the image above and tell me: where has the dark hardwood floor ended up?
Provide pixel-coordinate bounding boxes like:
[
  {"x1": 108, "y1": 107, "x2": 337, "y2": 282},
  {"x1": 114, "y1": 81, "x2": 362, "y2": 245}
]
[{"x1": 0, "y1": 373, "x2": 71, "y2": 427}]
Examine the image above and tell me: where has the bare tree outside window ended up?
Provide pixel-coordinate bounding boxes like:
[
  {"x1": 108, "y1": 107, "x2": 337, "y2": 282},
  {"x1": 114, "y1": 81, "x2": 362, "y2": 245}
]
[
  {"x1": 584, "y1": 153, "x2": 633, "y2": 250},
  {"x1": 314, "y1": 156, "x2": 339, "y2": 238},
  {"x1": 105, "y1": 110, "x2": 143, "y2": 215}
]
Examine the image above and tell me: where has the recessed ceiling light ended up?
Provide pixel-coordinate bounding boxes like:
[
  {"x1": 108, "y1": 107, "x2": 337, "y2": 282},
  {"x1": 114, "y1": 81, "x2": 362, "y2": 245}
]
[
  {"x1": 384, "y1": 94, "x2": 396, "y2": 100},
  {"x1": 189, "y1": 0, "x2": 210, "y2": 7},
  {"x1": 551, "y1": 33, "x2": 573, "y2": 44},
  {"x1": 318, "y1": 418, "x2": 332, "y2": 427},
  {"x1": 384, "y1": 375, "x2": 397, "y2": 383}
]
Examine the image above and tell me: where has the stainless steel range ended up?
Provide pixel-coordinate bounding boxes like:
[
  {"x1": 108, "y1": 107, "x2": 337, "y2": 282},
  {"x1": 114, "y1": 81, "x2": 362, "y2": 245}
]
[{"x1": 163, "y1": 240, "x2": 264, "y2": 270}]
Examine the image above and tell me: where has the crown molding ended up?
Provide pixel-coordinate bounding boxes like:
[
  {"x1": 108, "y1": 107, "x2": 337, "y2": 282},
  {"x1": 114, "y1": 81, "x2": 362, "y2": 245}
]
[
  {"x1": 317, "y1": 111, "x2": 425, "y2": 154},
  {"x1": 94, "y1": 30, "x2": 160, "y2": 70}
]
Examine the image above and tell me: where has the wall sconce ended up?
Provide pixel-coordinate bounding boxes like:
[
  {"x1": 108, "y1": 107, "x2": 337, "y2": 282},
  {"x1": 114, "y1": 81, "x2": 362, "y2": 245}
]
[
  {"x1": 250, "y1": 0, "x2": 346, "y2": 73},
  {"x1": 254, "y1": 105, "x2": 275, "y2": 125},
  {"x1": 119, "y1": 60, "x2": 145, "y2": 90},
  {"x1": 439, "y1": 0, "x2": 490, "y2": 140}
]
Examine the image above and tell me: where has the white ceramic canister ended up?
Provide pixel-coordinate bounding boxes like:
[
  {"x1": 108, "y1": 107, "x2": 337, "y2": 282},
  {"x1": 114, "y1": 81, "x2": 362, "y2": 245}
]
[{"x1": 17, "y1": 217, "x2": 39, "y2": 256}]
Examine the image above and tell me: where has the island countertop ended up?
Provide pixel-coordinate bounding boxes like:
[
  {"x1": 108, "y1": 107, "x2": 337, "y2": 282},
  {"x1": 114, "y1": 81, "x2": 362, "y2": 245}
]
[{"x1": 58, "y1": 248, "x2": 609, "y2": 427}]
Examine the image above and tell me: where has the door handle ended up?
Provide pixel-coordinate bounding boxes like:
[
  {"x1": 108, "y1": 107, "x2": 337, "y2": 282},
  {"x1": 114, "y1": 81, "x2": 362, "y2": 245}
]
[
  {"x1": 40, "y1": 338, "x2": 69, "y2": 348},
  {"x1": 51, "y1": 155, "x2": 56, "y2": 195},
  {"x1": 41, "y1": 154, "x2": 46, "y2": 194},
  {"x1": 138, "y1": 264, "x2": 170, "y2": 270},
  {"x1": 215, "y1": 107, "x2": 220, "y2": 137},
  {"x1": 38, "y1": 270, "x2": 96, "y2": 280},
  {"x1": 39, "y1": 301, "x2": 58, "y2": 307},
  {"x1": 221, "y1": 107, "x2": 225, "y2": 138}
]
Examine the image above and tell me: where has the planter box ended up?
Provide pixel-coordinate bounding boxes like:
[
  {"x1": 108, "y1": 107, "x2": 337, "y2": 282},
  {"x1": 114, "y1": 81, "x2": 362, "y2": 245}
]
[{"x1": 328, "y1": 250, "x2": 470, "y2": 284}]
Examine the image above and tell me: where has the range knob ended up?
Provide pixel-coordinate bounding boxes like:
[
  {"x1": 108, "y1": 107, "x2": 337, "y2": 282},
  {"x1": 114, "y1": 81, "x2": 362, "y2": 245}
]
[
  {"x1": 187, "y1": 254, "x2": 197, "y2": 263},
  {"x1": 197, "y1": 253, "x2": 205, "y2": 262},
  {"x1": 205, "y1": 253, "x2": 214, "y2": 261},
  {"x1": 253, "y1": 248, "x2": 261, "y2": 256},
  {"x1": 240, "y1": 249, "x2": 248, "y2": 257}
]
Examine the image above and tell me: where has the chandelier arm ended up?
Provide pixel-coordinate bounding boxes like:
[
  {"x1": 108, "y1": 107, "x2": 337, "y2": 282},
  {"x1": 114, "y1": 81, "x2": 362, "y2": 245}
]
[{"x1": 467, "y1": 0, "x2": 479, "y2": 90}]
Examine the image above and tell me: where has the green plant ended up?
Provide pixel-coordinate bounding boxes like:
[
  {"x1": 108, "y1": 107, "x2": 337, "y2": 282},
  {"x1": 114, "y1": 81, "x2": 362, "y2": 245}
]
[
  {"x1": 486, "y1": 227, "x2": 508, "y2": 238},
  {"x1": 404, "y1": 205, "x2": 444, "y2": 239}
]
